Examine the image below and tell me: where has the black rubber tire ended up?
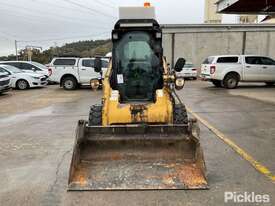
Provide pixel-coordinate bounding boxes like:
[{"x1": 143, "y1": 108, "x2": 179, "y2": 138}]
[
  {"x1": 88, "y1": 104, "x2": 102, "y2": 126},
  {"x1": 173, "y1": 104, "x2": 188, "y2": 124},
  {"x1": 16, "y1": 79, "x2": 29, "y2": 90},
  {"x1": 62, "y1": 76, "x2": 77, "y2": 90},
  {"x1": 223, "y1": 74, "x2": 239, "y2": 89},
  {"x1": 265, "y1": 82, "x2": 275, "y2": 86},
  {"x1": 212, "y1": 80, "x2": 222, "y2": 87}
]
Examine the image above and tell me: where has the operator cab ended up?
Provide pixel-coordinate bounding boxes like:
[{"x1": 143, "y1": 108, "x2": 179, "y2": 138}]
[
  {"x1": 110, "y1": 19, "x2": 164, "y2": 102},
  {"x1": 93, "y1": 5, "x2": 185, "y2": 102}
]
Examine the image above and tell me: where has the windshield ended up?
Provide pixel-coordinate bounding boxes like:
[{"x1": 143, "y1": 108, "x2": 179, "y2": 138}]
[
  {"x1": 113, "y1": 31, "x2": 163, "y2": 101},
  {"x1": 31, "y1": 62, "x2": 47, "y2": 70},
  {"x1": 184, "y1": 64, "x2": 193, "y2": 68},
  {"x1": 115, "y1": 31, "x2": 160, "y2": 74},
  {"x1": 2, "y1": 65, "x2": 22, "y2": 73},
  {"x1": 0, "y1": 67, "x2": 10, "y2": 75}
]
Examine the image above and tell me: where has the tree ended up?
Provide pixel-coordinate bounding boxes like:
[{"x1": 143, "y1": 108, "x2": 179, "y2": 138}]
[{"x1": 0, "y1": 39, "x2": 112, "y2": 64}]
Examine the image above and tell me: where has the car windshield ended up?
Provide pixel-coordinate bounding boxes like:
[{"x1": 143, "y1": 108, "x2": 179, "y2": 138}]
[
  {"x1": 2, "y1": 65, "x2": 22, "y2": 73},
  {"x1": 184, "y1": 64, "x2": 193, "y2": 68},
  {"x1": 31, "y1": 62, "x2": 47, "y2": 70},
  {"x1": 203, "y1": 57, "x2": 214, "y2": 64},
  {"x1": 0, "y1": 67, "x2": 10, "y2": 75}
]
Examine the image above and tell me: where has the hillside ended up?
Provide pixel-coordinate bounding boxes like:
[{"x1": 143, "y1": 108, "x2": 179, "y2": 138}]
[{"x1": 0, "y1": 39, "x2": 112, "y2": 64}]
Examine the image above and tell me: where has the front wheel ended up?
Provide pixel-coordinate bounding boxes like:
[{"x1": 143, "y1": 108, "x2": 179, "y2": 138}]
[
  {"x1": 223, "y1": 74, "x2": 239, "y2": 89},
  {"x1": 88, "y1": 104, "x2": 102, "y2": 126},
  {"x1": 16, "y1": 79, "x2": 29, "y2": 90},
  {"x1": 62, "y1": 76, "x2": 77, "y2": 90},
  {"x1": 173, "y1": 104, "x2": 188, "y2": 124}
]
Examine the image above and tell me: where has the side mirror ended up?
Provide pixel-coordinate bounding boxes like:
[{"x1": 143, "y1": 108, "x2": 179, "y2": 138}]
[
  {"x1": 94, "y1": 57, "x2": 102, "y2": 73},
  {"x1": 174, "y1": 58, "x2": 186, "y2": 72}
]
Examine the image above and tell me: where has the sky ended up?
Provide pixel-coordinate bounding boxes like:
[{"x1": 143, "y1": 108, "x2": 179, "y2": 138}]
[{"x1": 0, "y1": 0, "x2": 237, "y2": 56}]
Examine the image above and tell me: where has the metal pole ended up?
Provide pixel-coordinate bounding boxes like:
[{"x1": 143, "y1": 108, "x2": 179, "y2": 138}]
[
  {"x1": 171, "y1": 33, "x2": 175, "y2": 68},
  {"x1": 15, "y1": 40, "x2": 18, "y2": 60},
  {"x1": 242, "y1": 31, "x2": 246, "y2": 55}
]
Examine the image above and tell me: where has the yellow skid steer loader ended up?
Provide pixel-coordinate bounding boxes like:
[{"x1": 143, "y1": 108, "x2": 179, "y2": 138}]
[{"x1": 68, "y1": 5, "x2": 207, "y2": 190}]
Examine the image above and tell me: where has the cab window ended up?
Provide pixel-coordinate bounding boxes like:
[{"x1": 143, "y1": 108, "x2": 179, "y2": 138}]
[
  {"x1": 101, "y1": 60, "x2": 109, "y2": 68},
  {"x1": 53, "y1": 59, "x2": 76, "y2": 66},
  {"x1": 217, "y1": 57, "x2": 239, "y2": 63},
  {"x1": 245, "y1": 57, "x2": 262, "y2": 65},
  {"x1": 260, "y1": 57, "x2": 275, "y2": 65},
  {"x1": 21, "y1": 63, "x2": 33, "y2": 70},
  {"x1": 82, "y1": 59, "x2": 95, "y2": 67}
]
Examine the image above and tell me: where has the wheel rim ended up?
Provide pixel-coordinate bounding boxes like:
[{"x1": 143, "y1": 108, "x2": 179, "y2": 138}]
[
  {"x1": 18, "y1": 80, "x2": 27, "y2": 90},
  {"x1": 64, "y1": 80, "x2": 74, "y2": 89},
  {"x1": 228, "y1": 78, "x2": 237, "y2": 88}
]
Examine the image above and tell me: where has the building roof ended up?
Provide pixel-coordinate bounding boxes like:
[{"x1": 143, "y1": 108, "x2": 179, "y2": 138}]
[
  {"x1": 217, "y1": 0, "x2": 275, "y2": 14},
  {"x1": 161, "y1": 24, "x2": 275, "y2": 34}
]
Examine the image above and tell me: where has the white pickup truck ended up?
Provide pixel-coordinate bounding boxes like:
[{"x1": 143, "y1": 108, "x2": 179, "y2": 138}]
[
  {"x1": 48, "y1": 57, "x2": 109, "y2": 90},
  {"x1": 201, "y1": 55, "x2": 275, "y2": 89}
]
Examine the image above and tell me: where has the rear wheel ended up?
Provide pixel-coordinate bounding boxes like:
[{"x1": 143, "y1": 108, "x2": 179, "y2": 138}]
[
  {"x1": 88, "y1": 104, "x2": 102, "y2": 126},
  {"x1": 16, "y1": 79, "x2": 29, "y2": 90},
  {"x1": 265, "y1": 82, "x2": 275, "y2": 86},
  {"x1": 212, "y1": 80, "x2": 222, "y2": 87},
  {"x1": 223, "y1": 73, "x2": 239, "y2": 89},
  {"x1": 62, "y1": 76, "x2": 77, "y2": 90},
  {"x1": 173, "y1": 104, "x2": 188, "y2": 124}
]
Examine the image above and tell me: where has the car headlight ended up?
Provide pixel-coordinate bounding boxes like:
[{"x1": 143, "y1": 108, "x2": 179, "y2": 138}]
[{"x1": 32, "y1": 76, "x2": 40, "y2": 80}]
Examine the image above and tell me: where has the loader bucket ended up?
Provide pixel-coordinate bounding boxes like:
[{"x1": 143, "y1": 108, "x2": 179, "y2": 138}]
[{"x1": 68, "y1": 120, "x2": 208, "y2": 191}]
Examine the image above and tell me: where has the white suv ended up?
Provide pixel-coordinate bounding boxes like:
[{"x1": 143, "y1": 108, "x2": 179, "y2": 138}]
[
  {"x1": 48, "y1": 57, "x2": 109, "y2": 90},
  {"x1": 201, "y1": 55, "x2": 275, "y2": 89}
]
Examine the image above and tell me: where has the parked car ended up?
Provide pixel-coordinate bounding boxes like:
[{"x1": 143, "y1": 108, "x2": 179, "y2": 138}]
[
  {"x1": 0, "y1": 67, "x2": 11, "y2": 94},
  {"x1": 0, "y1": 65, "x2": 48, "y2": 90},
  {"x1": 0, "y1": 61, "x2": 49, "y2": 77},
  {"x1": 200, "y1": 55, "x2": 275, "y2": 89},
  {"x1": 176, "y1": 62, "x2": 197, "y2": 79},
  {"x1": 48, "y1": 57, "x2": 109, "y2": 90}
]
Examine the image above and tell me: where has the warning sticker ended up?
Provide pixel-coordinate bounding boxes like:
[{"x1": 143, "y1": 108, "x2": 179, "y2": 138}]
[{"x1": 117, "y1": 74, "x2": 124, "y2": 84}]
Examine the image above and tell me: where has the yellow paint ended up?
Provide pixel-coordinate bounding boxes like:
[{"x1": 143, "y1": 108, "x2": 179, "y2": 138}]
[
  {"x1": 101, "y1": 58, "x2": 173, "y2": 126},
  {"x1": 186, "y1": 107, "x2": 275, "y2": 183}
]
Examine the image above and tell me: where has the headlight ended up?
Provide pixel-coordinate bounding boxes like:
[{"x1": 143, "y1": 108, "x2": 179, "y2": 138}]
[
  {"x1": 175, "y1": 77, "x2": 185, "y2": 90},
  {"x1": 32, "y1": 76, "x2": 40, "y2": 80},
  {"x1": 90, "y1": 79, "x2": 100, "y2": 90}
]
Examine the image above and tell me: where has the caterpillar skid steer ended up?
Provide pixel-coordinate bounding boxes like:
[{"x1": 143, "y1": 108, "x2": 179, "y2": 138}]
[{"x1": 68, "y1": 5, "x2": 207, "y2": 191}]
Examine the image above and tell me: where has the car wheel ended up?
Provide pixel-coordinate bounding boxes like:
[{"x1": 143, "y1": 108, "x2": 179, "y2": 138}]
[
  {"x1": 212, "y1": 80, "x2": 222, "y2": 87},
  {"x1": 223, "y1": 74, "x2": 239, "y2": 89},
  {"x1": 62, "y1": 76, "x2": 77, "y2": 90},
  {"x1": 16, "y1": 79, "x2": 29, "y2": 90},
  {"x1": 265, "y1": 82, "x2": 275, "y2": 86}
]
